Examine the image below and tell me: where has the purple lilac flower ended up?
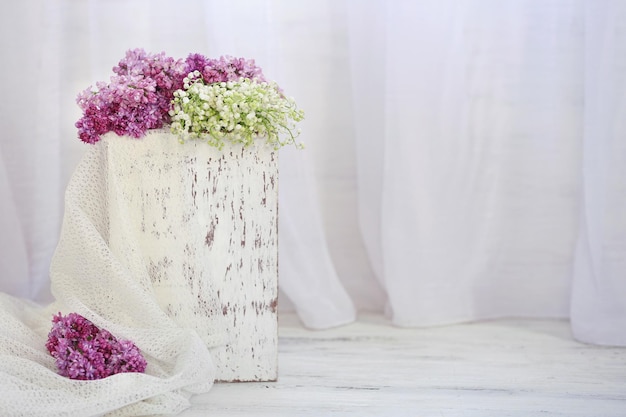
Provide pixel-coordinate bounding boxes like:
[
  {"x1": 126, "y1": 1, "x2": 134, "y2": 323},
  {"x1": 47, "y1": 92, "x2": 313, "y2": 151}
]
[
  {"x1": 76, "y1": 49, "x2": 186, "y2": 144},
  {"x1": 46, "y1": 312, "x2": 147, "y2": 380},
  {"x1": 184, "y1": 54, "x2": 266, "y2": 84}
]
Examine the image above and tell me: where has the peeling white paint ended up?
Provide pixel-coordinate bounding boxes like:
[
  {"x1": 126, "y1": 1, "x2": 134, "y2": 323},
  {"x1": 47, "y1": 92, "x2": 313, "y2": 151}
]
[{"x1": 107, "y1": 130, "x2": 278, "y2": 382}]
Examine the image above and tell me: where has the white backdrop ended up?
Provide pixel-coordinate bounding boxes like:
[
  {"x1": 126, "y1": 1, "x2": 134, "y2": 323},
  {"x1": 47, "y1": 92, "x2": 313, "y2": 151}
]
[{"x1": 0, "y1": 0, "x2": 624, "y2": 345}]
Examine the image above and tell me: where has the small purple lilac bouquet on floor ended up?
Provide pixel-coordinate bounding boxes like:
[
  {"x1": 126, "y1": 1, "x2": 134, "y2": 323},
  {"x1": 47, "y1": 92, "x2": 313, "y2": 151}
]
[
  {"x1": 46, "y1": 312, "x2": 147, "y2": 380},
  {"x1": 76, "y1": 48, "x2": 304, "y2": 150}
]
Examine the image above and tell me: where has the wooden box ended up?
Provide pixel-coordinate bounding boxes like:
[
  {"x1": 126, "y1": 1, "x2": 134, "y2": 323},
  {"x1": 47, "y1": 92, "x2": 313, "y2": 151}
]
[{"x1": 105, "y1": 131, "x2": 278, "y2": 382}]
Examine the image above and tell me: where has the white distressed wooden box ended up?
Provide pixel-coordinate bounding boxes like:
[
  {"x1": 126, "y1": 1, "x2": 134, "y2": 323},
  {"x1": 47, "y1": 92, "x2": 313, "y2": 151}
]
[{"x1": 105, "y1": 130, "x2": 278, "y2": 382}]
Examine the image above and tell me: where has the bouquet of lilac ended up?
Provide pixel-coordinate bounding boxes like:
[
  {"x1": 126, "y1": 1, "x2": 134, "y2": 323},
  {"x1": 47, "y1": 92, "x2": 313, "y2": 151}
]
[
  {"x1": 46, "y1": 312, "x2": 147, "y2": 380},
  {"x1": 76, "y1": 48, "x2": 303, "y2": 148}
]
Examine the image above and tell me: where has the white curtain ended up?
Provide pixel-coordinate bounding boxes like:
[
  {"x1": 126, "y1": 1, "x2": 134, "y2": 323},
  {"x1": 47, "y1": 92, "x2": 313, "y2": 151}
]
[
  {"x1": 350, "y1": 0, "x2": 583, "y2": 325},
  {"x1": 571, "y1": 0, "x2": 626, "y2": 346},
  {"x1": 0, "y1": 0, "x2": 624, "y2": 345},
  {"x1": 0, "y1": 0, "x2": 62, "y2": 303}
]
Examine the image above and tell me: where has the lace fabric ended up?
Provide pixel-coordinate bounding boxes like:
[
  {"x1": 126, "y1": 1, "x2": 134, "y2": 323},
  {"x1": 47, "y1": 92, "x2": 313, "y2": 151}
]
[{"x1": 0, "y1": 131, "x2": 245, "y2": 416}]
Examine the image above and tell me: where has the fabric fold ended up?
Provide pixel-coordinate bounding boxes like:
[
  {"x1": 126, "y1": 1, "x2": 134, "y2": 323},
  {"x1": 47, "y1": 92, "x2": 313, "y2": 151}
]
[{"x1": 0, "y1": 139, "x2": 217, "y2": 416}]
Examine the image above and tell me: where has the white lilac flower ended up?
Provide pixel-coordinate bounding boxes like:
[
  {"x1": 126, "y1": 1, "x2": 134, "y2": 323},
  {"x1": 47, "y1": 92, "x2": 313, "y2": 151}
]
[{"x1": 170, "y1": 73, "x2": 304, "y2": 150}]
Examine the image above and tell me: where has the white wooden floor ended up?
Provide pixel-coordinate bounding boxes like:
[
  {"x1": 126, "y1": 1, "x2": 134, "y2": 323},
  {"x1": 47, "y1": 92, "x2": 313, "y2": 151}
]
[{"x1": 180, "y1": 313, "x2": 626, "y2": 417}]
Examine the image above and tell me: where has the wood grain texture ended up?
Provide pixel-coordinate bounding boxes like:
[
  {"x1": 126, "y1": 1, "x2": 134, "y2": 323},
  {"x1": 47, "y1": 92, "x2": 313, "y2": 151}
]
[
  {"x1": 180, "y1": 314, "x2": 626, "y2": 416},
  {"x1": 106, "y1": 131, "x2": 278, "y2": 382}
]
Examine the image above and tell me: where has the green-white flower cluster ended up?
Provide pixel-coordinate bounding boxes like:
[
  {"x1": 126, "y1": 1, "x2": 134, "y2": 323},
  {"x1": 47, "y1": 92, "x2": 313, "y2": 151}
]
[{"x1": 170, "y1": 71, "x2": 304, "y2": 150}]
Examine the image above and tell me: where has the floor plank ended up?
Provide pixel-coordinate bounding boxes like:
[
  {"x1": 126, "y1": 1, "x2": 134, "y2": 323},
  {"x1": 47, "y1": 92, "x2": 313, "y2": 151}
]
[{"x1": 180, "y1": 314, "x2": 626, "y2": 416}]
